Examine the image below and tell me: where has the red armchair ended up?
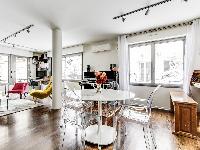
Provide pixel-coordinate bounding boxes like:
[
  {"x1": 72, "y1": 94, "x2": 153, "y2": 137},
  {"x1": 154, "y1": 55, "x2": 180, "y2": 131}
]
[{"x1": 8, "y1": 82, "x2": 29, "y2": 99}]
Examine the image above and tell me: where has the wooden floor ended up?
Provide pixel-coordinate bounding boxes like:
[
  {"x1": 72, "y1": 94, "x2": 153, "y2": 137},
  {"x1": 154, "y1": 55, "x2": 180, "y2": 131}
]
[{"x1": 0, "y1": 106, "x2": 200, "y2": 150}]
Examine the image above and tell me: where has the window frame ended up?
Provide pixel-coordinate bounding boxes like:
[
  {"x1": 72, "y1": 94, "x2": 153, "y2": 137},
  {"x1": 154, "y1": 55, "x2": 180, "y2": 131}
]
[
  {"x1": 129, "y1": 36, "x2": 185, "y2": 88},
  {"x1": 62, "y1": 52, "x2": 83, "y2": 82}
]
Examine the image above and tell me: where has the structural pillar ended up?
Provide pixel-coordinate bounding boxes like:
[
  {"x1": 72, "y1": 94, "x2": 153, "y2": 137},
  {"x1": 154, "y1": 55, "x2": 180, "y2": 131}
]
[{"x1": 52, "y1": 28, "x2": 62, "y2": 109}]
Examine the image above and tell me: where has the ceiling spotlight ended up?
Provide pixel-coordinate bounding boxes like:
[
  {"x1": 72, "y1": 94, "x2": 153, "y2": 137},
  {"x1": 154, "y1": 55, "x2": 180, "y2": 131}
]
[
  {"x1": 183, "y1": 0, "x2": 188, "y2": 2},
  {"x1": 145, "y1": 7, "x2": 150, "y2": 15},
  {"x1": 14, "y1": 34, "x2": 17, "y2": 37},
  {"x1": 122, "y1": 16, "x2": 126, "y2": 22},
  {"x1": 12, "y1": 44, "x2": 15, "y2": 47}
]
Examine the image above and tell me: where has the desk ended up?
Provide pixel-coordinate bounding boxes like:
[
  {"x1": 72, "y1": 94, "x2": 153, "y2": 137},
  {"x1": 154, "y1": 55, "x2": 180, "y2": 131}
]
[
  {"x1": 71, "y1": 89, "x2": 135, "y2": 145},
  {"x1": 170, "y1": 91, "x2": 198, "y2": 138}
]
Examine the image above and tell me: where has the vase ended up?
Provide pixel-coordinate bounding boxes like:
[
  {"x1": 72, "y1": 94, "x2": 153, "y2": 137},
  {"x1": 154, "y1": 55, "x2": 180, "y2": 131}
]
[{"x1": 96, "y1": 84, "x2": 102, "y2": 93}]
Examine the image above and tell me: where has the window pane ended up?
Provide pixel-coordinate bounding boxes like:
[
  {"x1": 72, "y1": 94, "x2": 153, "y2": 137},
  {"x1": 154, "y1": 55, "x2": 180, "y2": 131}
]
[
  {"x1": 62, "y1": 54, "x2": 82, "y2": 80},
  {"x1": 0, "y1": 54, "x2": 8, "y2": 83},
  {"x1": 16, "y1": 57, "x2": 28, "y2": 82},
  {"x1": 155, "y1": 40, "x2": 183, "y2": 84},
  {"x1": 130, "y1": 45, "x2": 151, "y2": 83}
]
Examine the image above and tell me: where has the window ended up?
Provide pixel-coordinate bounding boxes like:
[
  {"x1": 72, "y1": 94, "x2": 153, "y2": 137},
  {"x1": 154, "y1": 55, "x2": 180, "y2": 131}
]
[
  {"x1": 155, "y1": 41, "x2": 183, "y2": 84},
  {"x1": 129, "y1": 45, "x2": 151, "y2": 83},
  {"x1": 129, "y1": 37, "x2": 184, "y2": 86},
  {"x1": 0, "y1": 54, "x2": 8, "y2": 83},
  {"x1": 62, "y1": 53, "x2": 82, "y2": 80},
  {"x1": 16, "y1": 57, "x2": 28, "y2": 82}
]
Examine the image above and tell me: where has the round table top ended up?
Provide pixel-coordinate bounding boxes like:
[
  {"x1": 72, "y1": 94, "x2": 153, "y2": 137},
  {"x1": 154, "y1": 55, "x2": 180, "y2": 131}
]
[{"x1": 70, "y1": 89, "x2": 135, "y2": 101}]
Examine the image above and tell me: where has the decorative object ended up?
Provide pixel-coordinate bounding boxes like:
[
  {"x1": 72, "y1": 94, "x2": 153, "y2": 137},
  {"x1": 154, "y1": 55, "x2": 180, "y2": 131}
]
[
  {"x1": 110, "y1": 64, "x2": 116, "y2": 71},
  {"x1": 95, "y1": 71, "x2": 107, "y2": 93},
  {"x1": 87, "y1": 65, "x2": 90, "y2": 72}
]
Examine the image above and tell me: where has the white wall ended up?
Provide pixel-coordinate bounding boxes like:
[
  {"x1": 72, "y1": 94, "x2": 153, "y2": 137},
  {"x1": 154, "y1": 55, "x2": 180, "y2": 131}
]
[{"x1": 83, "y1": 40, "x2": 118, "y2": 72}]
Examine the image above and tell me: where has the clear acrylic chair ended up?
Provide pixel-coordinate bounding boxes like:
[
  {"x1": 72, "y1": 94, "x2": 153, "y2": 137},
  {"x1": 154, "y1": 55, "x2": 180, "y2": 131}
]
[
  {"x1": 118, "y1": 85, "x2": 161, "y2": 150},
  {"x1": 60, "y1": 81, "x2": 92, "y2": 149}
]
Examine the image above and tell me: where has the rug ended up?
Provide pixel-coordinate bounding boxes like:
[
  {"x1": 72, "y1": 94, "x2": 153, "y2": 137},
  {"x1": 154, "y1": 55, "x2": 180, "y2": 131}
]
[{"x1": 0, "y1": 96, "x2": 43, "y2": 117}]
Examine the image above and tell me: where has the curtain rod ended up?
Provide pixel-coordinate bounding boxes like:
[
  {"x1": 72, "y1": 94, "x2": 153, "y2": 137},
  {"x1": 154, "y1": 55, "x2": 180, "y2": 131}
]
[{"x1": 126, "y1": 20, "x2": 195, "y2": 38}]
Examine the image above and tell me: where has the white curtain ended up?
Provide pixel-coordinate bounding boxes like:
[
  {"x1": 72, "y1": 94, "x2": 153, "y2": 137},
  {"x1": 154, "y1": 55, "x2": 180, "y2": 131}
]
[
  {"x1": 118, "y1": 35, "x2": 130, "y2": 91},
  {"x1": 183, "y1": 19, "x2": 200, "y2": 94}
]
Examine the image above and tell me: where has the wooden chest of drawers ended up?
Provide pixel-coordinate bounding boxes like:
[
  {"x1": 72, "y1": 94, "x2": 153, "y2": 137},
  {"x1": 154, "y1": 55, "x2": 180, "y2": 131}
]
[{"x1": 170, "y1": 91, "x2": 198, "y2": 138}]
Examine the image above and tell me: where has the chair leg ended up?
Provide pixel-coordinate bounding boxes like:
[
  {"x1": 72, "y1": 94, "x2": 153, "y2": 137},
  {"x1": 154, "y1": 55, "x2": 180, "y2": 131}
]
[
  {"x1": 20, "y1": 93, "x2": 22, "y2": 99},
  {"x1": 23, "y1": 93, "x2": 25, "y2": 98},
  {"x1": 33, "y1": 97, "x2": 37, "y2": 104},
  {"x1": 149, "y1": 123, "x2": 157, "y2": 149},
  {"x1": 143, "y1": 125, "x2": 150, "y2": 150}
]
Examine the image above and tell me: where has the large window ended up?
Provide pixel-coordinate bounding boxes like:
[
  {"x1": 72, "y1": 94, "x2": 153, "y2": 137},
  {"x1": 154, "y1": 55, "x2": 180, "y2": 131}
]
[
  {"x1": 62, "y1": 53, "x2": 82, "y2": 80},
  {"x1": 16, "y1": 57, "x2": 28, "y2": 82},
  {"x1": 0, "y1": 54, "x2": 8, "y2": 83},
  {"x1": 129, "y1": 38, "x2": 184, "y2": 86}
]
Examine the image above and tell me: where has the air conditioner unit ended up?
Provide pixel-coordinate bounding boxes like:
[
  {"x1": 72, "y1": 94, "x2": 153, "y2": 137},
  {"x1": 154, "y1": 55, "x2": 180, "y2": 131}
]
[{"x1": 92, "y1": 43, "x2": 112, "y2": 53}]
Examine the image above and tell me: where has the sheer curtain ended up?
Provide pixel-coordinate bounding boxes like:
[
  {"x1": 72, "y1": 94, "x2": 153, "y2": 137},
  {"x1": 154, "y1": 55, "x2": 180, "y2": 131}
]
[
  {"x1": 183, "y1": 19, "x2": 200, "y2": 94},
  {"x1": 118, "y1": 35, "x2": 130, "y2": 91}
]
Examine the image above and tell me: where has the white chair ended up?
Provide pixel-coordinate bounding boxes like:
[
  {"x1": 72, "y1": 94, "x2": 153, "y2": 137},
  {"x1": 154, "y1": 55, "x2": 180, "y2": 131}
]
[{"x1": 118, "y1": 85, "x2": 161, "y2": 150}]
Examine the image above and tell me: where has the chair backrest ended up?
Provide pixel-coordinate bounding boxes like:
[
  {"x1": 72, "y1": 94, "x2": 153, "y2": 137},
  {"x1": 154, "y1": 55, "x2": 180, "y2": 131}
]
[
  {"x1": 110, "y1": 81, "x2": 119, "y2": 90},
  {"x1": 65, "y1": 81, "x2": 81, "y2": 91},
  {"x1": 146, "y1": 85, "x2": 161, "y2": 116},
  {"x1": 65, "y1": 81, "x2": 81, "y2": 100}
]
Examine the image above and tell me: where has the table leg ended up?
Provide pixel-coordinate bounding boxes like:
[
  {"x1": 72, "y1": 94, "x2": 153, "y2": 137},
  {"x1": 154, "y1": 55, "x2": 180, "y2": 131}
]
[{"x1": 5, "y1": 85, "x2": 6, "y2": 95}]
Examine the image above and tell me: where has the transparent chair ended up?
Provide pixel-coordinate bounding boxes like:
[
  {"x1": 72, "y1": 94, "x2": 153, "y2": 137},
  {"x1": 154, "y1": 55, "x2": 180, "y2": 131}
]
[
  {"x1": 118, "y1": 85, "x2": 161, "y2": 150},
  {"x1": 60, "y1": 81, "x2": 92, "y2": 149}
]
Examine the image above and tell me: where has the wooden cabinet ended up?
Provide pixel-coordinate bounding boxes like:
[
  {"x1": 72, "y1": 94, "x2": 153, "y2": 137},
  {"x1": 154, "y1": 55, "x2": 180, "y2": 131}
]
[{"x1": 170, "y1": 91, "x2": 198, "y2": 138}]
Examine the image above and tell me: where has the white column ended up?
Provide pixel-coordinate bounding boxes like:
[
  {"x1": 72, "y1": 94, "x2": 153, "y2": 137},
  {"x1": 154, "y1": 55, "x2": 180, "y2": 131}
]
[{"x1": 52, "y1": 28, "x2": 62, "y2": 109}]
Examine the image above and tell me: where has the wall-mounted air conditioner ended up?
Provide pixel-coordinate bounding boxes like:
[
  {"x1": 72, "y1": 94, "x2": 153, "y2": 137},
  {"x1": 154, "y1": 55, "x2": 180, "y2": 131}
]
[{"x1": 92, "y1": 43, "x2": 112, "y2": 53}]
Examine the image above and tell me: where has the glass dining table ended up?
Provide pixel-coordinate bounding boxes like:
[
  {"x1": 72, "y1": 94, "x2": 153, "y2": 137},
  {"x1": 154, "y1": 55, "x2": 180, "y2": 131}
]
[{"x1": 69, "y1": 89, "x2": 135, "y2": 146}]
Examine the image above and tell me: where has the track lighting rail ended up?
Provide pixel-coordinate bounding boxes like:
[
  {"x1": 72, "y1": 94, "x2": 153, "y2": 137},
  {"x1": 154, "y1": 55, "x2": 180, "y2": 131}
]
[
  {"x1": 0, "y1": 24, "x2": 34, "y2": 42},
  {"x1": 113, "y1": 0, "x2": 187, "y2": 21}
]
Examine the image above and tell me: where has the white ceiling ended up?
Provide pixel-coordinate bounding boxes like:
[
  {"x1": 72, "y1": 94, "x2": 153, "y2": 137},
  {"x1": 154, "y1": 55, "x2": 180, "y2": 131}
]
[{"x1": 0, "y1": 0, "x2": 200, "y2": 51}]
